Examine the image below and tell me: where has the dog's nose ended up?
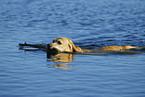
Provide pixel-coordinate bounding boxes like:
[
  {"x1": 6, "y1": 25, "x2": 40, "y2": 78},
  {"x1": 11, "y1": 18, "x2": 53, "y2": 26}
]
[
  {"x1": 47, "y1": 44, "x2": 53, "y2": 50},
  {"x1": 47, "y1": 44, "x2": 51, "y2": 48},
  {"x1": 47, "y1": 44, "x2": 54, "y2": 48},
  {"x1": 47, "y1": 44, "x2": 52, "y2": 53}
]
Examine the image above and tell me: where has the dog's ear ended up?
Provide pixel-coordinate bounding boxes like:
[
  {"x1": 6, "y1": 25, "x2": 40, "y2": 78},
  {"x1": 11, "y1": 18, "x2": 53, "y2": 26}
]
[
  {"x1": 67, "y1": 38, "x2": 82, "y2": 52},
  {"x1": 70, "y1": 42, "x2": 82, "y2": 52},
  {"x1": 68, "y1": 44, "x2": 73, "y2": 51}
]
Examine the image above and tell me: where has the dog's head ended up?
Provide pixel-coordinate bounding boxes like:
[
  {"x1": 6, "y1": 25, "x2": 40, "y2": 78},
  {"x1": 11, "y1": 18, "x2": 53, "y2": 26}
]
[{"x1": 47, "y1": 37, "x2": 82, "y2": 54}]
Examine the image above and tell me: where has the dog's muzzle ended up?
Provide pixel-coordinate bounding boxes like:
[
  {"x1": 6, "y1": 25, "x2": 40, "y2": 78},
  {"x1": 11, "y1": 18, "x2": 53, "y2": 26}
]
[{"x1": 47, "y1": 44, "x2": 60, "y2": 55}]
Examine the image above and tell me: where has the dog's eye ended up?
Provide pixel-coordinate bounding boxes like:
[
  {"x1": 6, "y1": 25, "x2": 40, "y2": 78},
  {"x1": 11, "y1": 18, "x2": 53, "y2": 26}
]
[{"x1": 57, "y1": 41, "x2": 62, "y2": 44}]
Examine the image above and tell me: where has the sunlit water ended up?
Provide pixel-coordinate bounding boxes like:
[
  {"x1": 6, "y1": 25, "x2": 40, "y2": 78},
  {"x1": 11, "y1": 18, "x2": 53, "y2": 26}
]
[{"x1": 0, "y1": 0, "x2": 145, "y2": 97}]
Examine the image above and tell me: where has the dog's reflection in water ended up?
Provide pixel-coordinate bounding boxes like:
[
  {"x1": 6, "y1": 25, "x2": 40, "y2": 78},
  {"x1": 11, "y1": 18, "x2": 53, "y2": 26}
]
[{"x1": 47, "y1": 53, "x2": 74, "y2": 70}]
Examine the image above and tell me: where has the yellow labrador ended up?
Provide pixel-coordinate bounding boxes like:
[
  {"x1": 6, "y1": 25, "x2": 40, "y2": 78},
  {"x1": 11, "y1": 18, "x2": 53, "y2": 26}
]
[
  {"x1": 47, "y1": 37, "x2": 142, "y2": 53},
  {"x1": 19, "y1": 37, "x2": 144, "y2": 53}
]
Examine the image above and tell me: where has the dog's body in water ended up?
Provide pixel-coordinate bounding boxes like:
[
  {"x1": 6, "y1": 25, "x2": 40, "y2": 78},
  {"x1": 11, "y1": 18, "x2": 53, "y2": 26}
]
[{"x1": 19, "y1": 37, "x2": 145, "y2": 55}]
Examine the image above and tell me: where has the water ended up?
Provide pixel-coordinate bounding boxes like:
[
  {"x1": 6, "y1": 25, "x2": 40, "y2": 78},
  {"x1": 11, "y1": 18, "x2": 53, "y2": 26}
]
[{"x1": 0, "y1": 0, "x2": 145, "y2": 97}]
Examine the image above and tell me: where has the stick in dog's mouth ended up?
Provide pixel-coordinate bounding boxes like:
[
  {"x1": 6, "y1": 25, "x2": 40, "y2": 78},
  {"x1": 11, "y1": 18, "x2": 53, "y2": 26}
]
[{"x1": 47, "y1": 44, "x2": 61, "y2": 55}]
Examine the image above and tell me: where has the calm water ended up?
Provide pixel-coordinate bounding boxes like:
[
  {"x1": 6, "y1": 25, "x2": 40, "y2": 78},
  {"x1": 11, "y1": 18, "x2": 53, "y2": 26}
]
[{"x1": 0, "y1": 0, "x2": 145, "y2": 97}]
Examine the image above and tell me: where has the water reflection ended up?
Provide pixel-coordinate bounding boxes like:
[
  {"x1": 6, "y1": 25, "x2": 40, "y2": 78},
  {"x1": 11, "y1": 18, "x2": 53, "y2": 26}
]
[
  {"x1": 49, "y1": 63, "x2": 73, "y2": 70},
  {"x1": 47, "y1": 53, "x2": 74, "y2": 62},
  {"x1": 47, "y1": 53, "x2": 74, "y2": 70}
]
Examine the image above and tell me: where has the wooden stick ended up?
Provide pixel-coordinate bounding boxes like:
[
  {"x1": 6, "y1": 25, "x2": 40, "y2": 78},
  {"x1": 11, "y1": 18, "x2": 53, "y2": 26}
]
[{"x1": 19, "y1": 42, "x2": 46, "y2": 49}]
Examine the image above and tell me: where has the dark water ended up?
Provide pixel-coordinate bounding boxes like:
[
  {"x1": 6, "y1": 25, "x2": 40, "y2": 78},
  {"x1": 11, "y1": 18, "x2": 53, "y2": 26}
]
[{"x1": 0, "y1": 0, "x2": 145, "y2": 97}]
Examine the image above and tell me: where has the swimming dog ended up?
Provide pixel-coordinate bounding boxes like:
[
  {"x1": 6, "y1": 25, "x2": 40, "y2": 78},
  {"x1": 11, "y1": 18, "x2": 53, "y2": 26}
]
[{"x1": 19, "y1": 37, "x2": 145, "y2": 54}]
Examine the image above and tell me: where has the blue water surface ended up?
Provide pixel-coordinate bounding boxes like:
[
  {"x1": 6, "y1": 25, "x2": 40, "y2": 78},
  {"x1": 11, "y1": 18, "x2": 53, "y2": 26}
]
[{"x1": 0, "y1": 0, "x2": 145, "y2": 97}]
